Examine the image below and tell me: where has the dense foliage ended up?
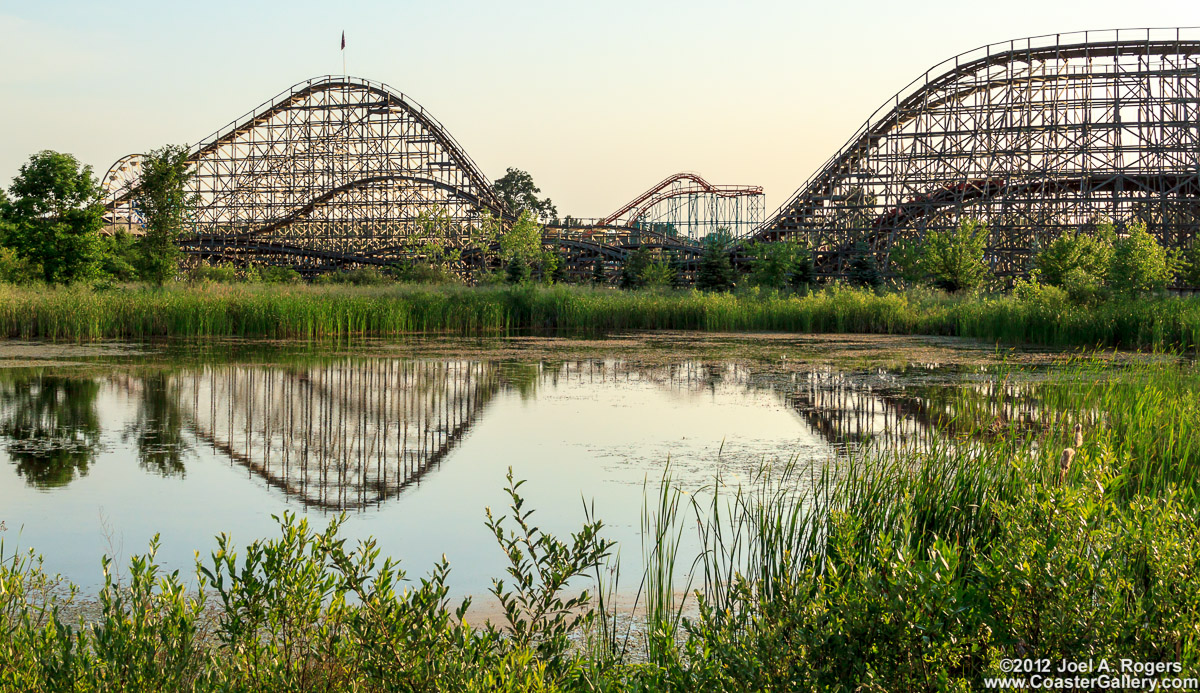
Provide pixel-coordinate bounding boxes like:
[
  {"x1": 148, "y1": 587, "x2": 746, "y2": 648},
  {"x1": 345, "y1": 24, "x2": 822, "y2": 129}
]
[
  {"x1": 493, "y1": 168, "x2": 558, "y2": 224},
  {"x1": 1, "y1": 151, "x2": 105, "y2": 284},
  {"x1": 134, "y1": 145, "x2": 193, "y2": 285},
  {"x1": 916, "y1": 218, "x2": 992, "y2": 292}
]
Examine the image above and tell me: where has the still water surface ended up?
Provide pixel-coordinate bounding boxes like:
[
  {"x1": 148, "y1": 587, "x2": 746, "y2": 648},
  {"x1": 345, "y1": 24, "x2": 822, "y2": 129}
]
[{"x1": 0, "y1": 343, "x2": 978, "y2": 595}]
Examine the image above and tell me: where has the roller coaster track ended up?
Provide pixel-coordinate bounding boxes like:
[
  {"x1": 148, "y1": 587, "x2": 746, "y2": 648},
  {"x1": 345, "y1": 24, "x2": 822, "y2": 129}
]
[
  {"x1": 754, "y1": 27, "x2": 1200, "y2": 276},
  {"x1": 600, "y1": 172, "x2": 763, "y2": 227},
  {"x1": 104, "y1": 76, "x2": 504, "y2": 271},
  {"x1": 101, "y1": 28, "x2": 1200, "y2": 280}
]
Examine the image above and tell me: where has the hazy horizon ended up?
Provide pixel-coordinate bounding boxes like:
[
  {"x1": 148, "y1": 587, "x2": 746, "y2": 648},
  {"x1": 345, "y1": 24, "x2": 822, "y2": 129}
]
[{"x1": 3, "y1": 1, "x2": 1199, "y2": 218}]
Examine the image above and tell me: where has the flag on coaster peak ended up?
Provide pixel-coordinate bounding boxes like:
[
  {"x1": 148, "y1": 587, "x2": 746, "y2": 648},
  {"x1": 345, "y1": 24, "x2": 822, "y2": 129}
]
[{"x1": 341, "y1": 31, "x2": 346, "y2": 50}]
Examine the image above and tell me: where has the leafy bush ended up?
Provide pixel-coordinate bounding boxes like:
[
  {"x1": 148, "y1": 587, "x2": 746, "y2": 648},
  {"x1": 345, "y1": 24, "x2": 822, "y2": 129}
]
[
  {"x1": 256, "y1": 266, "x2": 303, "y2": 284},
  {"x1": 1033, "y1": 226, "x2": 1113, "y2": 288},
  {"x1": 746, "y1": 239, "x2": 813, "y2": 291},
  {"x1": 917, "y1": 219, "x2": 991, "y2": 293},
  {"x1": 1182, "y1": 241, "x2": 1200, "y2": 287},
  {"x1": 1059, "y1": 265, "x2": 1106, "y2": 304},
  {"x1": 0, "y1": 247, "x2": 41, "y2": 285},
  {"x1": 695, "y1": 236, "x2": 734, "y2": 292},
  {"x1": 313, "y1": 267, "x2": 392, "y2": 286},
  {"x1": 639, "y1": 251, "x2": 676, "y2": 288},
  {"x1": 1012, "y1": 275, "x2": 1069, "y2": 306},
  {"x1": 1109, "y1": 222, "x2": 1176, "y2": 294},
  {"x1": 97, "y1": 231, "x2": 142, "y2": 282},
  {"x1": 188, "y1": 263, "x2": 239, "y2": 283}
]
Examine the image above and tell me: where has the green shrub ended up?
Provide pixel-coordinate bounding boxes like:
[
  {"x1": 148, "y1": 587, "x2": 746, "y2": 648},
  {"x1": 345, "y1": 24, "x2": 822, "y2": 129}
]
[
  {"x1": 313, "y1": 267, "x2": 392, "y2": 286},
  {"x1": 1060, "y1": 265, "x2": 1106, "y2": 304},
  {"x1": 188, "y1": 263, "x2": 239, "y2": 283},
  {"x1": 918, "y1": 219, "x2": 991, "y2": 293},
  {"x1": 97, "y1": 231, "x2": 142, "y2": 282},
  {"x1": 1012, "y1": 275, "x2": 1068, "y2": 306},
  {"x1": 0, "y1": 246, "x2": 41, "y2": 285},
  {"x1": 1033, "y1": 226, "x2": 1113, "y2": 288},
  {"x1": 695, "y1": 236, "x2": 734, "y2": 292},
  {"x1": 640, "y1": 251, "x2": 676, "y2": 288},
  {"x1": 256, "y1": 266, "x2": 303, "y2": 284},
  {"x1": 1109, "y1": 222, "x2": 1176, "y2": 294},
  {"x1": 1182, "y1": 241, "x2": 1200, "y2": 287}
]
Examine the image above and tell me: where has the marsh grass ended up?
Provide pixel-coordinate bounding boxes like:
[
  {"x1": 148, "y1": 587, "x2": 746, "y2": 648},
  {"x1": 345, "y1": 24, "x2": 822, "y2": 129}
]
[{"x1": 1, "y1": 283, "x2": 1199, "y2": 349}]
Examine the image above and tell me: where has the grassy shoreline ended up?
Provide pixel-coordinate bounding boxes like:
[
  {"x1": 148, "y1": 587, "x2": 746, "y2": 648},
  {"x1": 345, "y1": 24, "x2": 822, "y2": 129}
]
[{"x1": 1, "y1": 282, "x2": 1199, "y2": 350}]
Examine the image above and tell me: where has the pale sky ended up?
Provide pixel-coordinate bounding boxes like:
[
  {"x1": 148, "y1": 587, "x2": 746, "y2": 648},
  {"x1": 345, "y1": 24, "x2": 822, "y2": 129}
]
[{"x1": 2, "y1": 1, "x2": 1199, "y2": 218}]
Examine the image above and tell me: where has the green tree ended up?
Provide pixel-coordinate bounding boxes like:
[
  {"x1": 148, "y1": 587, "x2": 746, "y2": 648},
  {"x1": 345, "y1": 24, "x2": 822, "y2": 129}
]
[
  {"x1": 98, "y1": 229, "x2": 141, "y2": 281},
  {"x1": 790, "y1": 244, "x2": 815, "y2": 291},
  {"x1": 1033, "y1": 226, "x2": 1114, "y2": 288},
  {"x1": 746, "y1": 239, "x2": 812, "y2": 291},
  {"x1": 4, "y1": 150, "x2": 105, "y2": 283},
  {"x1": 619, "y1": 246, "x2": 651, "y2": 289},
  {"x1": 505, "y1": 254, "x2": 531, "y2": 284},
  {"x1": 920, "y1": 219, "x2": 991, "y2": 293},
  {"x1": 640, "y1": 250, "x2": 675, "y2": 288},
  {"x1": 591, "y1": 256, "x2": 607, "y2": 286},
  {"x1": 548, "y1": 252, "x2": 567, "y2": 284},
  {"x1": 847, "y1": 241, "x2": 884, "y2": 289},
  {"x1": 1109, "y1": 222, "x2": 1176, "y2": 294},
  {"x1": 498, "y1": 211, "x2": 553, "y2": 283},
  {"x1": 134, "y1": 145, "x2": 194, "y2": 285},
  {"x1": 746, "y1": 241, "x2": 791, "y2": 289},
  {"x1": 696, "y1": 235, "x2": 734, "y2": 292},
  {"x1": 1181, "y1": 241, "x2": 1200, "y2": 287},
  {"x1": 494, "y1": 168, "x2": 557, "y2": 224},
  {"x1": 668, "y1": 251, "x2": 686, "y2": 289},
  {"x1": 888, "y1": 236, "x2": 926, "y2": 285},
  {"x1": 498, "y1": 211, "x2": 543, "y2": 265}
]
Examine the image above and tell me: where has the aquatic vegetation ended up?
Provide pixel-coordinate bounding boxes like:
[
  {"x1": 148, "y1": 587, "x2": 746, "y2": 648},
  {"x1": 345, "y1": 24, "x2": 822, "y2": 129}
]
[{"x1": 0, "y1": 282, "x2": 1199, "y2": 350}]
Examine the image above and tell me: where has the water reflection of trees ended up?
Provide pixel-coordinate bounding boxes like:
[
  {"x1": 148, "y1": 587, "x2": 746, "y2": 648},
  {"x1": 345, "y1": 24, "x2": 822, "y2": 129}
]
[
  {"x1": 121, "y1": 373, "x2": 189, "y2": 477},
  {"x1": 0, "y1": 374, "x2": 102, "y2": 489}
]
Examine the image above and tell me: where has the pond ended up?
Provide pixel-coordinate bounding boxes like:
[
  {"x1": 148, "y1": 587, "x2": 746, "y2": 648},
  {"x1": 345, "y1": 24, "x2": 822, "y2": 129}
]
[{"x1": 0, "y1": 333, "x2": 1038, "y2": 597}]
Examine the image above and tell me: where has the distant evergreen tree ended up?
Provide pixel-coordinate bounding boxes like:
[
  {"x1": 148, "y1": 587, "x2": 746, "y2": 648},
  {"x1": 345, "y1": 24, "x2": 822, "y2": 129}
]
[
  {"x1": 505, "y1": 254, "x2": 530, "y2": 284},
  {"x1": 848, "y1": 241, "x2": 884, "y2": 289},
  {"x1": 549, "y1": 252, "x2": 567, "y2": 284},
  {"x1": 790, "y1": 246, "x2": 816, "y2": 291},
  {"x1": 696, "y1": 237, "x2": 734, "y2": 292},
  {"x1": 668, "y1": 251, "x2": 686, "y2": 288},
  {"x1": 591, "y1": 256, "x2": 606, "y2": 286},
  {"x1": 619, "y1": 247, "x2": 651, "y2": 289}
]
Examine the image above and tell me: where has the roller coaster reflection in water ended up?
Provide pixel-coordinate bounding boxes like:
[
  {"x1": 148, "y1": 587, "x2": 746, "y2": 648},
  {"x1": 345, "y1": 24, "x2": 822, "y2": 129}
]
[{"x1": 3, "y1": 359, "x2": 1058, "y2": 511}]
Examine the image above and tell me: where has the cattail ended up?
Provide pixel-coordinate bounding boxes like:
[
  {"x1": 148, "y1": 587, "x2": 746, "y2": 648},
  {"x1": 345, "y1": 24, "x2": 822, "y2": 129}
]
[
  {"x1": 1059, "y1": 448, "x2": 1075, "y2": 485},
  {"x1": 1074, "y1": 423, "x2": 1083, "y2": 448}
]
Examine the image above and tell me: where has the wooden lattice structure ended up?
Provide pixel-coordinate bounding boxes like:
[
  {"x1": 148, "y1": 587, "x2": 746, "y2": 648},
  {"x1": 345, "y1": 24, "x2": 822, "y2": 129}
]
[
  {"x1": 755, "y1": 28, "x2": 1200, "y2": 277},
  {"x1": 103, "y1": 77, "x2": 503, "y2": 273}
]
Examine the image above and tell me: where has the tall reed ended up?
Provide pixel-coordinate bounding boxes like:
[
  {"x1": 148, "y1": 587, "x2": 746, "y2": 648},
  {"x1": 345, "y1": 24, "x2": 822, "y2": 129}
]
[{"x1": 1, "y1": 283, "x2": 1199, "y2": 349}]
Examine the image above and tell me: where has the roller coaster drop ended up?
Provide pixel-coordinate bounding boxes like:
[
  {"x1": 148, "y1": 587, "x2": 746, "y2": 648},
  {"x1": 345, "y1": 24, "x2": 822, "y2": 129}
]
[{"x1": 102, "y1": 27, "x2": 1200, "y2": 279}]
